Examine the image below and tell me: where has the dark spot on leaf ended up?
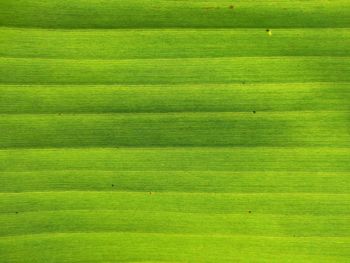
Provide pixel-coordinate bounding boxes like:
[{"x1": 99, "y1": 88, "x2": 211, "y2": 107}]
[
  {"x1": 266, "y1": 29, "x2": 270, "y2": 32},
  {"x1": 15, "y1": 212, "x2": 18, "y2": 214},
  {"x1": 248, "y1": 210, "x2": 252, "y2": 213},
  {"x1": 252, "y1": 111, "x2": 256, "y2": 114},
  {"x1": 111, "y1": 184, "x2": 114, "y2": 187},
  {"x1": 229, "y1": 5, "x2": 234, "y2": 9}
]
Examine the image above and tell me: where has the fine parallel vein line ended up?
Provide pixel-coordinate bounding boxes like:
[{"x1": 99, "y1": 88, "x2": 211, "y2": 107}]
[{"x1": 2, "y1": 231, "x2": 349, "y2": 240}]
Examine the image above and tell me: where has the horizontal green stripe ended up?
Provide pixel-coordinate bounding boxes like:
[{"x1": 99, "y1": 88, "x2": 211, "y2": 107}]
[
  {"x1": 1, "y1": 171, "x2": 348, "y2": 194},
  {"x1": 1, "y1": 57, "x2": 349, "y2": 84},
  {"x1": 1, "y1": 28, "x2": 349, "y2": 59},
  {"x1": 0, "y1": 210, "x2": 349, "y2": 237},
  {"x1": 1, "y1": 191, "x2": 349, "y2": 215},
  {"x1": 1, "y1": 232, "x2": 349, "y2": 263},
  {"x1": 0, "y1": 0, "x2": 349, "y2": 28},
  {"x1": 0, "y1": 147, "x2": 349, "y2": 172},
  {"x1": 1, "y1": 83, "x2": 349, "y2": 113},
  {"x1": 0, "y1": 112, "x2": 349, "y2": 148}
]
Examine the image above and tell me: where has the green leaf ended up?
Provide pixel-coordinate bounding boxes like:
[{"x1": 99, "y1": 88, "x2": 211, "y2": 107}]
[{"x1": 0, "y1": 0, "x2": 349, "y2": 262}]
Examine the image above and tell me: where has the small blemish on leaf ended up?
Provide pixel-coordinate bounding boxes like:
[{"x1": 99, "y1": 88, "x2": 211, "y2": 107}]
[
  {"x1": 111, "y1": 184, "x2": 114, "y2": 187},
  {"x1": 252, "y1": 111, "x2": 256, "y2": 114},
  {"x1": 229, "y1": 5, "x2": 234, "y2": 9},
  {"x1": 248, "y1": 210, "x2": 252, "y2": 213},
  {"x1": 266, "y1": 29, "x2": 272, "y2": 36}
]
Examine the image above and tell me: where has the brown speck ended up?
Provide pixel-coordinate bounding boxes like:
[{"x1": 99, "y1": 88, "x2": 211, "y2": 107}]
[
  {"x1": 149, "y1": 192, "x2": 152, "y2": 195},
  {"x1": 229, "y1": 5, "x2": 234, "y2": 9}
]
